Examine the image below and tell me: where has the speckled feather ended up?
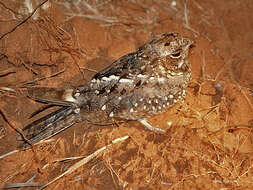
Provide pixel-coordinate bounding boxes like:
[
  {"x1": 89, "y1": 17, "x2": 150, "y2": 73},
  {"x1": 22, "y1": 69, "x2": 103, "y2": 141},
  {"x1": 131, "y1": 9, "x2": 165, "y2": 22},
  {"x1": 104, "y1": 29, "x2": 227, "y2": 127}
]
[
  {"x1": 20, "y1": 33, "x2": 193, "y2": 148},
  {"x1": 72, "y1": 33, "x2": 193, "y2": 120}
]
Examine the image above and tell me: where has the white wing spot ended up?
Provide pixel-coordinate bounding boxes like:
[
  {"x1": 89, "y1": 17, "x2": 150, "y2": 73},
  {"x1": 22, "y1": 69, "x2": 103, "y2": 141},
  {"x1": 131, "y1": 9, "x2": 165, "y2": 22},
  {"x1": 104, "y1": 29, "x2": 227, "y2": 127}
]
[
  {"x1": 167, "y1": 121, "x2": 173, "y2": 127},
  {"x1": 109, "y1": 75, "x2": 120, "y2": 80},
  {"x1": 75, "y1": 92, "x2": 80, "y2": 97},
  {"x1": 102, "y1": 77, "x2": 111, "y2": 81},
  {"x1": 130, "y1": 108, "x2": 134, "y2": 112},
  {"x1": 109, "y1": 112, "x2": 114, "y2": 117},
  {"x1": 119, "y1": 78, "x2": 133, "y2": 83},
  {"x1": 101, "y1": 105, "x2": 106, "y2": 110},
  {"x1": 137, "y1": 74, "x2": 147, "y2": 78},
  {"x1": 64, "y1": 89, "x2": 77, "y2": 103}
]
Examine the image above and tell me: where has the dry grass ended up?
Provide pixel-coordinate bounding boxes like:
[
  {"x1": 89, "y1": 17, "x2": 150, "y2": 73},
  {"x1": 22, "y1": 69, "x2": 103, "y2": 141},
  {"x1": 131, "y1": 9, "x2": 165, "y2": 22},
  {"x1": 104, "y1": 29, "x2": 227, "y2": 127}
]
[{"x1": 0, "y1": 0, "x2": 253, "y2": 189}]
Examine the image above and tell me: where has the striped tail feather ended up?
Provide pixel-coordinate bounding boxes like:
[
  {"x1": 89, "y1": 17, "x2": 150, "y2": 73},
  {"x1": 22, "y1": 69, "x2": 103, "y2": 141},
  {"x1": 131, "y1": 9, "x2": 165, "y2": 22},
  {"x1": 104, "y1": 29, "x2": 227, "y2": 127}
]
[{"x1": 19, "y1": 106, "x2": 79, "y2": 148}]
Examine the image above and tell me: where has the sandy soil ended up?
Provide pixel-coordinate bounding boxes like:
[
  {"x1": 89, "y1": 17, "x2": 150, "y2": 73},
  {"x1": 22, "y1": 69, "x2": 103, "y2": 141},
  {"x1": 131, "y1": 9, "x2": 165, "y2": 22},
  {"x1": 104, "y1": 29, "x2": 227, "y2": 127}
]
[{"x1": 0, "y1": 0, "x2": 253, "y2": 189}]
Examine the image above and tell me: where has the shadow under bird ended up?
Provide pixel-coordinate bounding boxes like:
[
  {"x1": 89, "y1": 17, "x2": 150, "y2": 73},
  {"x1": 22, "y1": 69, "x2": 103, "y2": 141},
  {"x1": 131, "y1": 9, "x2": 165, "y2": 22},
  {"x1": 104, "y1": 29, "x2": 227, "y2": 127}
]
[{"x1": 19, "y1": 32, "x2": 194, "y2": 148}]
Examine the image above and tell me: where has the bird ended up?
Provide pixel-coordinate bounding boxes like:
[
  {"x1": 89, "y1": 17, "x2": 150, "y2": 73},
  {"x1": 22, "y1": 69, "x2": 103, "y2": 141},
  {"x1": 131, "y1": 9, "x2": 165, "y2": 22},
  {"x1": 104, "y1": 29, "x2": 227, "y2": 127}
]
[{"x1": 19, "y1": 32, "x2": 194, "y2": 148}]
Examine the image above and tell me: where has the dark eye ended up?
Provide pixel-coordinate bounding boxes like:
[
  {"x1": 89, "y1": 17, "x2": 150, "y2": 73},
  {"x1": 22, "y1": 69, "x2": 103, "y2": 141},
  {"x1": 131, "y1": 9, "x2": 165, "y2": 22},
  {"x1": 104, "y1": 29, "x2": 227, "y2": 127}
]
[
  {"x1": 164, "y1": 42, "x2": 170, "y2": 46},
  {"x1": 170, "y1": 51, "x2": 182, "y2": 58}
]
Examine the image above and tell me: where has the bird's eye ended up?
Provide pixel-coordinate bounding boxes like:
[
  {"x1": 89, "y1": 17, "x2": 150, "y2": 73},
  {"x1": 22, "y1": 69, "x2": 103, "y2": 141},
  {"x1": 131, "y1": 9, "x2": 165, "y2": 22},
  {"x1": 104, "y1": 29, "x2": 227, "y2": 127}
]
[
  {"x1": 170, "y1": 51, "x2": 181, "y2": 58},
  {"x1": 164, "y1": 42, "x2": 170, "y2": 46}
]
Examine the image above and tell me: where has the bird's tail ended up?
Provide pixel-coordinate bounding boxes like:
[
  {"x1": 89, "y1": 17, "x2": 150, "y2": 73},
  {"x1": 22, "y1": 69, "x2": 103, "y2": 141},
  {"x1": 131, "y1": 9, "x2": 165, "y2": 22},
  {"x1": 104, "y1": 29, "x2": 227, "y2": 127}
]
[{"x1": 19, "y1": 106, "x2": 79, "y2": 149}]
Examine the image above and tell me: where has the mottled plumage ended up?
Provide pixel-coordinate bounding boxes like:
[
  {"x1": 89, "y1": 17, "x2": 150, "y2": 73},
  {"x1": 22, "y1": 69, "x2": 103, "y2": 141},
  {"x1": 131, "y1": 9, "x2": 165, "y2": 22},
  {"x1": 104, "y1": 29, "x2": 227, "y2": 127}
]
[{"x1": 20, "y1": 33, "x2": 194, "y2": 148}]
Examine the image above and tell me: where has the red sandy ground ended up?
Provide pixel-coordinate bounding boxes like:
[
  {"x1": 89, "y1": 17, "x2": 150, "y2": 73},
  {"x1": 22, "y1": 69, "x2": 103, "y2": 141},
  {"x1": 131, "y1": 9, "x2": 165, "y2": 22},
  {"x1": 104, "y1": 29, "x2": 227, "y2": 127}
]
[{"x1": 0, "y1": 0, "x2": 253, "y2": 189}]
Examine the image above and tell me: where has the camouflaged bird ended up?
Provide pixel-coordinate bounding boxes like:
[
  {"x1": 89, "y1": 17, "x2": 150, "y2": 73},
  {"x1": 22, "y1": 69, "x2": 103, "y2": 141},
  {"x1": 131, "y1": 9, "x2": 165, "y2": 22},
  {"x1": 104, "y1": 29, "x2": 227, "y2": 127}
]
[{"x1": 20, "y1": 33, "x2": 194, "y2": 148}]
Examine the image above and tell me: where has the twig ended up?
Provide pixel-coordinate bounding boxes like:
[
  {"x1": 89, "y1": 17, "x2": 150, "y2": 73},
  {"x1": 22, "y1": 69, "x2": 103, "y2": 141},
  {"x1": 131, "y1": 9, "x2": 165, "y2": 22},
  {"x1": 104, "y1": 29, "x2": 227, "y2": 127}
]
[
  {"x1": 18, "y1": 174, "x2": 38, "y2": 190},
  {"x1": 21, "y1": 60, "x2": 38, "y2": 75},
  {"x1": 80, "y1": 67, "x2": 98, "y2": 73},
  {"x1": 53, "y1": 156, "x2": 85, "y2": 163},
  {"x1": 0, "y1": 149, "x2": 19, "y2": 160},
  {"x1": 23, "y1": 68, "x2": 65, "y2": 85},
  {"x1": 0, "y1": 0, "x2": 49, "y2": 40},
  {"x1": 207, "y1": 124, "x2": 253, "y2": 138},
  {"x1": 183, "y1": 0, "x2": 189, "y2": 28},
  {"x1": 65, "y1": 13, "x2": 118, "y2": 23},
  {"x1": 0, "y1": 68, "x2": 16, "y2": 77},
  {"x1": 182, "y1": 0, "x2": 200, "y2": 36},
  {"x1": 236, "y1": 83, "x2": 253, "y2": 110},
  {"x1": 4, "y1": 182, "x2": 43, "y2": 189},
  {"x1": 0, "y1": 87, "x2": 16, "y2": 93},
  {"x1": 40, "y1": 136, "x2": 129, "y2": 189},
  {"x1": 0, "y1": 108, "x2": 33, "y2": 147},
  {"x1": 0, "y1": 139, "x2": 55, "y2": 160},
  {"x1": 104, "y1": 158, "x2": 122, "y2": 187}
]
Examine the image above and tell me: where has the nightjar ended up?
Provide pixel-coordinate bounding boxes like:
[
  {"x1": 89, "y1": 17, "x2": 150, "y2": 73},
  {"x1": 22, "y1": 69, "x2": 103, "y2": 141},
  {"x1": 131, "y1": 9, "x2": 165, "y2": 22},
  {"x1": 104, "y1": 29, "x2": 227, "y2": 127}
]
[{"x1": 20, "y1": 32, "x2": 194, "y2": 148}]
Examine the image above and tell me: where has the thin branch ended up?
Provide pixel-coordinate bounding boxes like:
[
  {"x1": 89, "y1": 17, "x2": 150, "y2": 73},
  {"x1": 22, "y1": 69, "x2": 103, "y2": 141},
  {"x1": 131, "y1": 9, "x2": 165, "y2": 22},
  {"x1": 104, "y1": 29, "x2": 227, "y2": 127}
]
[
  {"x1": 23, "y1": 68, "x2": 65, "y2": 85},
  {"x1": 0, "y1": 0, "x2": 49, "y2": 40},
  {"x1": 40, "y1": 136, "x2": 129, "y2": 189},
  {"x1": 0, "y1": 108, "x2": 33, "y2": 147},
  {"x1": 0, "y1": 68, "x2": 16, "y2": 77},
  {"x1": 4, "y1": 182, "x2": 43, "y2": 189},
  {"x1": 21, "y1": 60, "x2": 38, "y2": 75}
]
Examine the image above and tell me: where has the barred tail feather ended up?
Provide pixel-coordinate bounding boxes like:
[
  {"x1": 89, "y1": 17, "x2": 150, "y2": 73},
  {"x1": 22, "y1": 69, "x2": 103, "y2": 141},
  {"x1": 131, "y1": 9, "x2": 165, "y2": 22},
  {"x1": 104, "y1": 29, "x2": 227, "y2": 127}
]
[{"x1": 20, "y1": 106, "x2": 79, "y2": 148}]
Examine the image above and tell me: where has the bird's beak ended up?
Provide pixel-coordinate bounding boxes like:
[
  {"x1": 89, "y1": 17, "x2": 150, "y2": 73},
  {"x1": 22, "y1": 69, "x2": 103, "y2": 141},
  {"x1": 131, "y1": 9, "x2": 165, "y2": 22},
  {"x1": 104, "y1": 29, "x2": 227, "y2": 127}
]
[
  {"x1": 177, "y1": 39, "x2": 194, "y2": 69},
  {"x1": 177, "y1": 59, "x2": 184, "y2": 68}
]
